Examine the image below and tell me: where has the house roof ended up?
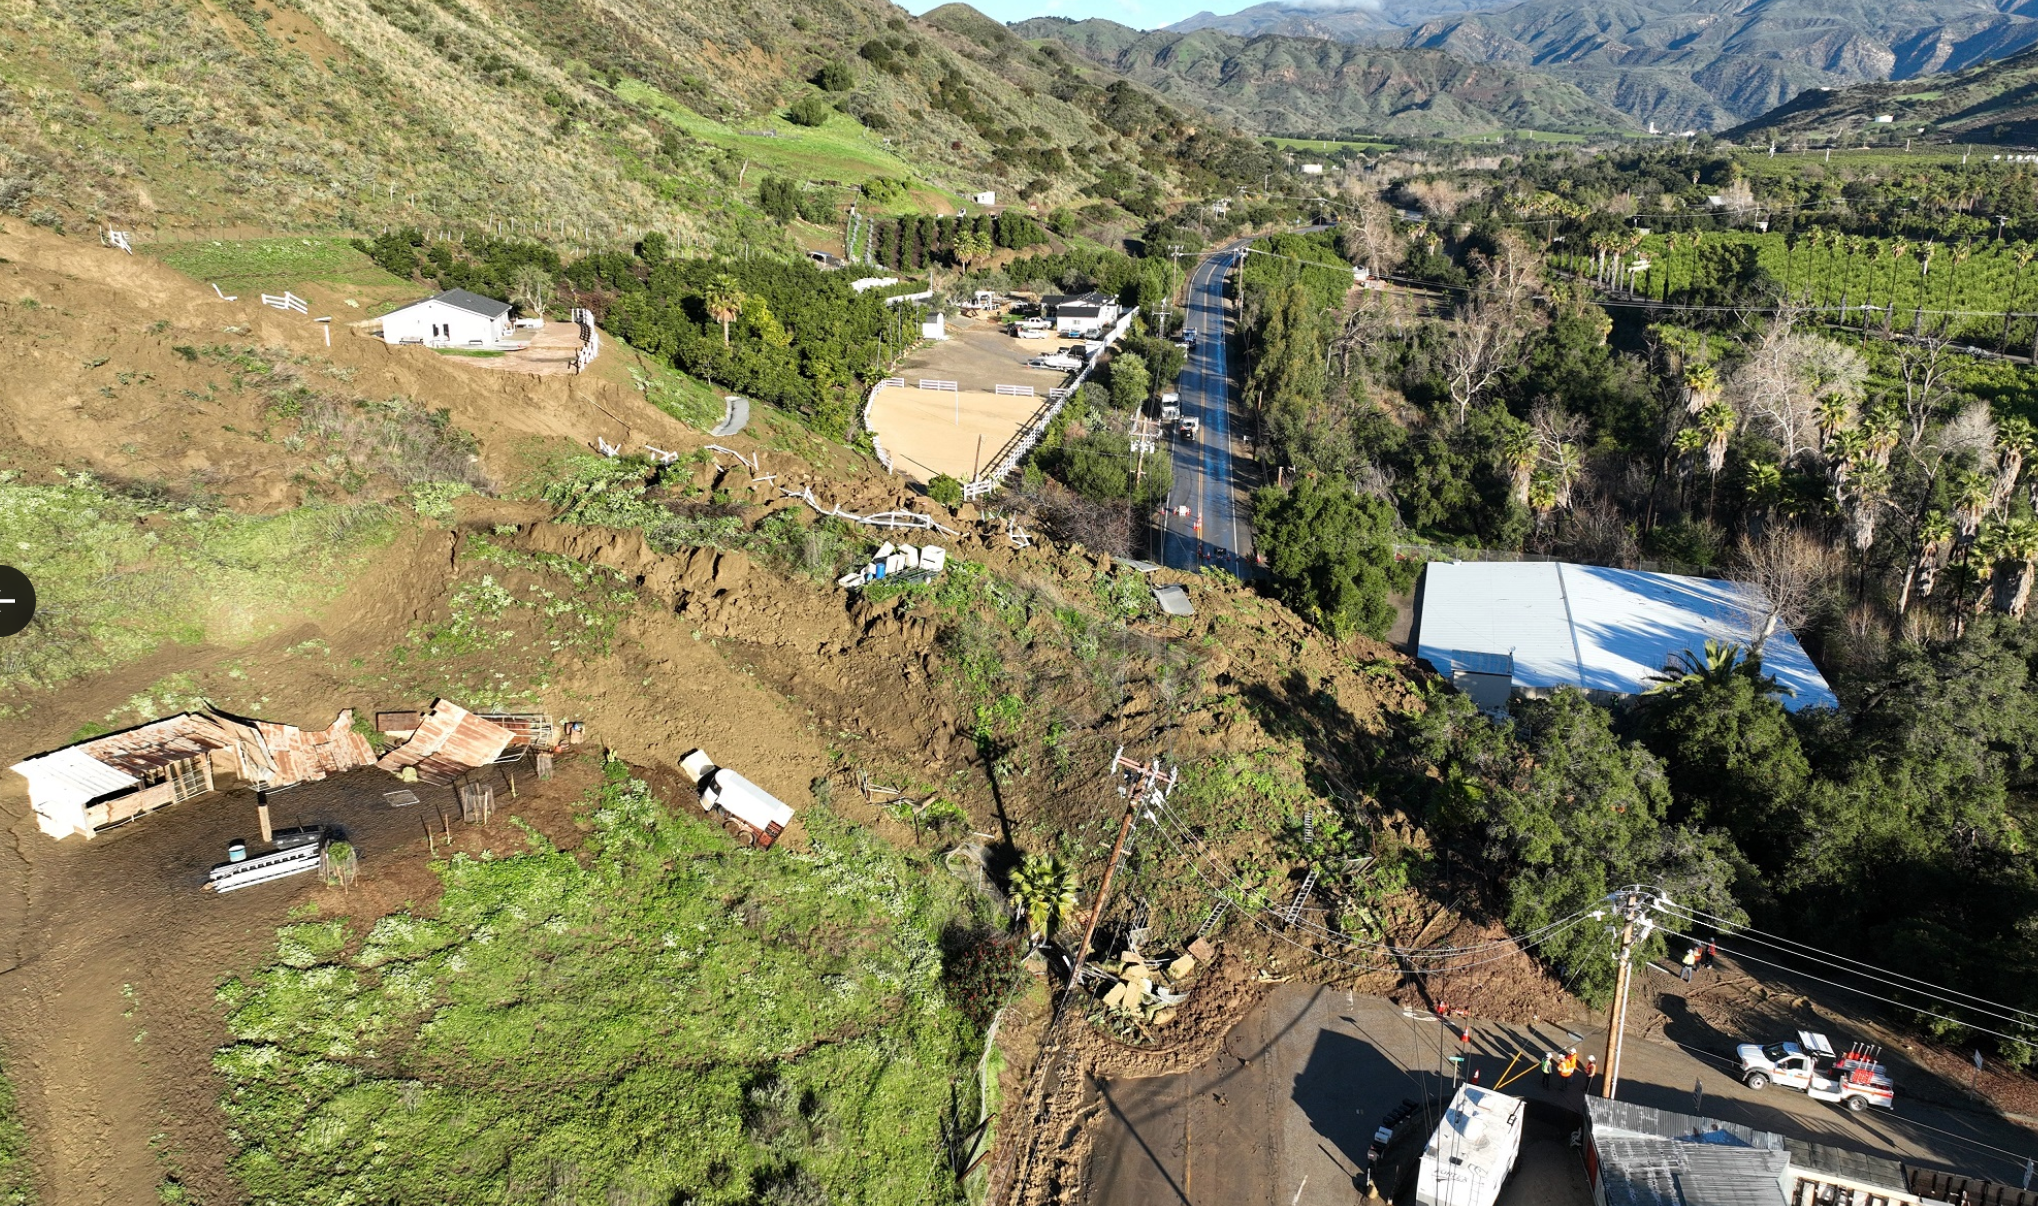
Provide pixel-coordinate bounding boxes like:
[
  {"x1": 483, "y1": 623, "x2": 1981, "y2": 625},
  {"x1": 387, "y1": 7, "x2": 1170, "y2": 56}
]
[
  {"x1": 1044, "y1": 291, "x2": 1116, "y2": 314},
  {"x1": 388, "y1": 289, "x2": 512, "y2": 320},
  {"x1": 1780, "y1": 1139, "x2": 1905, "y2": 1192},
  {"x1": 1416, "y1": 561, "x2": 1837, "y2": 712},
  {"x1": 11, "y1": 713, "x2": 235, "y2": 806},
  {"x1": 1587, "y1": 1098, "x2": 1787, "y2": 1206}
]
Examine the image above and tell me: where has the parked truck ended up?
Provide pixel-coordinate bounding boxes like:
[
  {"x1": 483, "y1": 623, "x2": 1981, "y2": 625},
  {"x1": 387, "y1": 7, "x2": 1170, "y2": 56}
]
[
  {"x1": 1415, "y1": 1085, "x2": 1524, "y2": 1206},
  {"x1": 1179, "y1": 416, "x2": 1201, "y2": 441},
  {"x1": 679, "y1": 749, "x2": 795, "y2": 848},
  {"x1": 1736, "y1": 1030, "x2": 1894, "y2": 1112},
  {"x1": 1159, "y1": 393, "x2": 1181, "y2": 422}
]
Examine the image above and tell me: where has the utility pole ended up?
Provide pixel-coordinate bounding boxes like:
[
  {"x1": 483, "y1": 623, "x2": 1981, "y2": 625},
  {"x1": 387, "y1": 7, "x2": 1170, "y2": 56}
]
[
  {"x1": 1066, "y1": 749, "x2": 1177, "y2": 997},
  {"x1": 1600, "y1": 888, "x2": 1656, "y2": 1099}
]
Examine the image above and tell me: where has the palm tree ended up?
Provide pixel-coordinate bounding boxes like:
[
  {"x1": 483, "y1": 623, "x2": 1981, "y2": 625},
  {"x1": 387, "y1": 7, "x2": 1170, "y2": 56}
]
[
  {"x1": 1861, "y1": 407, "x2": 1900, "y2": 470},
  {"x1": 1903, "y1": 509, "x2": 1954, "y2": 612},
  {"x1": 1645, "y1": 639, "x2": 1792, "y2": 698},
  {"x1": 1953, "y1": 468, "x2": 1996, "y2": 540},
  {"x1": 1684, "y1": 362, "x2": 1720, "y2": 416},
  {"x1": 1994, "y1": 416, "x2": 2036, "y2": 507},
  {"x1": 1988, "y1": 516, "x2": 2038, "y2": 616},
  {"x1": 1813, "y1": 393, "x2": 1854, "y2": 448},
  {"x1": 1008, "y1": 853, "x2": 1078, "y2": 944},
  {"x1": 953, "y1": 229, "x2": 994, "y2": 272},
  {"x1": 704, "y1": 273, "x2": 744, "y2": 347},
  {"x1": 1696, "y1": 398, "x2": 1735, "y2": 478},
  {"x1": 1499, "y1": 424, "x2": 1537, "y2": 505}
]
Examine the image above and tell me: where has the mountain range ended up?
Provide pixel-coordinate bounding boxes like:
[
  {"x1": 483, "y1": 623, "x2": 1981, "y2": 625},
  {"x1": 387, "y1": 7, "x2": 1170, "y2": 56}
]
[
  {"x1": 1159, "y1": 0, "x2": 2038, "y2": 133},
  {"x1": 1007, "y1": 18, "x2": 1632, "y2": 138},
  {"x1": 1728, "y1": 41, "x2": 2038, "y2": 144}
]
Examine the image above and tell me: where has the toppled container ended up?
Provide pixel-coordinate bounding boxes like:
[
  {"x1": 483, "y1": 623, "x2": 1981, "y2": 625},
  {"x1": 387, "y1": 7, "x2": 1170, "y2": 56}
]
[{"x1": 678, "y1": 749, "x2": 794, "y2": 848}]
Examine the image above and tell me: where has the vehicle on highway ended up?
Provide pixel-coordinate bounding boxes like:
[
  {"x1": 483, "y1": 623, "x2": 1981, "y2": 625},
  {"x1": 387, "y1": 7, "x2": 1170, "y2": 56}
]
[
  {"x1": 1179, "y1": 416, "x2": 1201, "y2": 441},
  {"x1": 1736, "y1": 1030, "x2": 1894, "y2": 1112},
  {"x1": 1160, "y1": 393, "x2": 1181, "y2": 422}
]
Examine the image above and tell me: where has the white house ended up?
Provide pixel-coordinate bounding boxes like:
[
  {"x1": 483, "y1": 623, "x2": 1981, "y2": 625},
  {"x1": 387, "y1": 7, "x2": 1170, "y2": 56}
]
[
  {"x1": 972, "y1": 190, "x2": 997, "y2": 206},
  {"x1": 1043, "y1": 291, "x2": 1122, "y2": 336},
  {"x1": 1301, "y1": 163, "x2": 1324, "y2": 175},
  {"x1": 379, "y1": 288, "x2": 515, "y2": 348}
]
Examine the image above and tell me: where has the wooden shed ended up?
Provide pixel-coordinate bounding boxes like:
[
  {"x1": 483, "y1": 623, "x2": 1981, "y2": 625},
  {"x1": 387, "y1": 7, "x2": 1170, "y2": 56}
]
[{"x1": 12, "y1": 709, "x2": 375, "y2": 840}]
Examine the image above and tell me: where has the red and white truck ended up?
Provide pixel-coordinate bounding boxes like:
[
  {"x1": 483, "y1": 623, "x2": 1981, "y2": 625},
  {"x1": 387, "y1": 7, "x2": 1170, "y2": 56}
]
[{"x1": 1736, "y1": 1030, "x2": 1894, "y2": 1113}]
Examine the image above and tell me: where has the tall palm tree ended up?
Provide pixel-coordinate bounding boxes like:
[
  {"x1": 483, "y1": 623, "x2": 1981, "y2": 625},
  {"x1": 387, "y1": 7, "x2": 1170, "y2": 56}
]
[
  {"x1": 1645, "y1": 639, "x2": 1792, "y2": 698},
  {"x1": 1952, "y1": 468, "x2": 1995, "y2": 539},
  {"x1": 1988, "y1": 516, "x2": 2038, "y2": 616},
  {"x1": 1994, "y1": 416, "x2": 2036, "y2": 507},
  {"x1": 1684, "y1": 362, "x2": 1720, "y2": 416},
  {"x1": 1696, "y1": 398, "x2": 1736, "y2": 478},
  {"x1": 1904, "y1": 509, "x2": 1955, "y2": 612},
  {"x1": 1499, "y1": 424, "x2": 1537, "y2": 505},
  {"x1": 704, "y1": 274, "x2": 744, "y2": 347}
]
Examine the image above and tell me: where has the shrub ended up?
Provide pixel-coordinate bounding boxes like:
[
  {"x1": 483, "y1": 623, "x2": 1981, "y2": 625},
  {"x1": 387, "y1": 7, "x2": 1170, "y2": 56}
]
[
  {"x1": 814, "y1": 60, "x2": 855, "y2": 92},
  {"x1": 927, "y1": 475, "x2": 964, "y2": 507},
  {"x1": 786, "y1": 95, "x2": 833, "y2": 128}
]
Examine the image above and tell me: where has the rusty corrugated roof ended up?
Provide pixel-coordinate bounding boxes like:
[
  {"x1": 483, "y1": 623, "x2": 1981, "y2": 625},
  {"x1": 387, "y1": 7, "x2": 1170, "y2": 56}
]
[
  {"x1": 375, "y1": 711, "x2": 422, "y2": 733},
  {"x1": 375, "y1": 699, "x2": 513, "y2": 785},
  {"x1": 257, "y1": 709, "x2": 375, "y2": 784}
]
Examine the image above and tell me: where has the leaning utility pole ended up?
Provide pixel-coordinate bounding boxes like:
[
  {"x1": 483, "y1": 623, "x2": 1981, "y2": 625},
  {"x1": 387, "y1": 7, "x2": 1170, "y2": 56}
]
[
  {"x1": 1600, "y1": 889, "x2": 1657, "y2": 1099},
  {"x1": 1066, "y1": 748, "x2": 1178, "y2": 997}
]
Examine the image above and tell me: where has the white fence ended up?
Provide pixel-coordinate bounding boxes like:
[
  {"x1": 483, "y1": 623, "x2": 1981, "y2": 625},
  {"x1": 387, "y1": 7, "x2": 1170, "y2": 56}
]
[
  {"x1": 261, "y1": 291, "x2": 308, "y2": 315},
  {"x1": 104, "y1": 230, "x2": 133, "y2": 254},
  {"x1": 863, "y1": 377, "x2": 906, "y2": 472},
  {"x1": 571, "y1": 306, "x2": 600, "y2": 374},
  {"x1": 883, "y1": 289, "x2": 936, "y2": 306},
  {"x1": 994, "y1": 384, "x2": 1036, "y2": 397},
  {"x1": 962, "y1": 305, "x2": 1138, "y2": 500},
  {"x1": 918, "y1": 379, "x2": 957, "y2": 392}
]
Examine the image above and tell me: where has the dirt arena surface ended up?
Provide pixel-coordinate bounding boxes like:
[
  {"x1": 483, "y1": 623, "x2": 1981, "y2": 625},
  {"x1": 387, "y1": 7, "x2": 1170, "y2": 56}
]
[
  {"x1": 873, "y1": 313, "x2": 1073, "y2": 483},
  {"x1": 868, "y1": 382, "x2": 1047, "y2": 482}
]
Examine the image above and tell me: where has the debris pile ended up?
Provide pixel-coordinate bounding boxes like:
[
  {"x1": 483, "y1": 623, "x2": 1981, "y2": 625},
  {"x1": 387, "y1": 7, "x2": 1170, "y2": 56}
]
[
  {"x1": 1093, "y1": 943, "x2": 1205, "y2": 1028},
  {"x1": 837, "y1": 541, "x2": 948, "y2": 590}
]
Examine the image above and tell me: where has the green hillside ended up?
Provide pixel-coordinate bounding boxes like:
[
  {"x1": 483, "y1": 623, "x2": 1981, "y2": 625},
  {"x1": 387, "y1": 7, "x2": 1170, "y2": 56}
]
[
  {"x1": 0, "y1": 0, "x2": 1273, "y2": 251},
  {"x1": 1011, "y1": 18, "x2": 1635, "y2": 139},
  {"x1": 1728, "y1": 46, "x2": 2038, "y2": 145}
]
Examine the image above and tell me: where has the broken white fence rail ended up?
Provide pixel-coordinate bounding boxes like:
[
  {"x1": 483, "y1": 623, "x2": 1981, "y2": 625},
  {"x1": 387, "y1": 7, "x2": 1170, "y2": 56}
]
[
  {"x1": 707, "y1": 444, "x2": 759, "y2": 476},
  {"x1": 211, "y1": 283, "x2": 238, "y2": 301},
  {"x1": 643, "y1": 445, "x2": 681, "y2": 465},
  {"x1": 205, "y1": 841, "x2": 322, "y2": 893},
  {"x1": 104, "y1": 230, "x2": 133, "y2": 254},
  {"x1": 780, "y1": 487, "x2": 960, "y2": 536},
  {"x1": 261, "y1": 290, "x2": 309, "y2": 315}
]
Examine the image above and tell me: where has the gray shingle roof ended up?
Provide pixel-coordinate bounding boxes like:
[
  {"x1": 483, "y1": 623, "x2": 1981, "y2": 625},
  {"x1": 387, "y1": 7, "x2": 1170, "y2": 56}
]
[
  {"x1": 1595, "y1": 1137, "x2": 1789, "y2": 1206},
  {"x1": 431, "y1": 288, "x2": 511, "y2": 318},
  {"x1": 1588, "y1": 1098, "x2": 1782, "y2": 1149}
]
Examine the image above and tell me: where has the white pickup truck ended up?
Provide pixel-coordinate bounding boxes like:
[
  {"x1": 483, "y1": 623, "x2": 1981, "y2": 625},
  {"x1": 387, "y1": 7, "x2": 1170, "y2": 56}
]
[
  {"x1": 1736, "y1": 1030, "x2": 1894, "y2": 1113},
  {"x1": 1179, "y1": 416, "x2": 1201, "y2": 441}
]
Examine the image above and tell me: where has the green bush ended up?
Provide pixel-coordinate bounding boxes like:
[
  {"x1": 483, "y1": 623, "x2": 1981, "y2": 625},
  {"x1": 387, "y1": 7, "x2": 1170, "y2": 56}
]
[
  {"x1": 814, "y1": 60, "x2": 855, "y2": 92},
  {"x1": 927, "y1": 475, "x2": 965, "y2": 507},
  {"x1": 0, "y1": 1056, "x2": 29, "y2": 1206},
  {"x1": 786, "y1": 95, "x2": 834, "y2": 128}
]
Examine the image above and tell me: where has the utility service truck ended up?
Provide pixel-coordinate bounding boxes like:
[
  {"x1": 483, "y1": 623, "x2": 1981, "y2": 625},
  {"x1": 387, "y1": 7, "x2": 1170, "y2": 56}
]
[
  {"x1": 1415, "y1": 1085, "x2": 1524, "y2": 1206},
  {"x1": 1736, "y1": 1030, "x2": 1894, "y2": 1112},
  {"x1": 679, "y1": 749, "x2": 795, "y2": 849}
]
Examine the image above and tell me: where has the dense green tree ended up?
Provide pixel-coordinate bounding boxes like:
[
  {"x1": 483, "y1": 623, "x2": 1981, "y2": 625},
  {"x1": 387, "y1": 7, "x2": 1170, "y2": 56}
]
[
  {"x1": 786, "y1": 95, "x2": 833, "y2": 127},
  {"x1": 1108, "y1": 352, "x2": 1150, "y2": 411},
  {"x1": 1252, "y1": 475, "x2": 1401, "y2": 639},
  {"x1": 758, "y1": 176, "x2": 799, "y2": 223}
]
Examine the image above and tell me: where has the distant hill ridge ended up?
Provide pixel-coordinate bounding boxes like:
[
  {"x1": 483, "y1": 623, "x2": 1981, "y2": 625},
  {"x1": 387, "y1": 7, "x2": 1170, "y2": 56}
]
[
  {"x1": 1727, "y1": 43, "x2": 2038, "y2": 145},
  {"x1": 1157, "y1": 0, "x2": 2038, "y2": 133},
  {"x1": 1008, "y1": 17, "x2": 1633, "y2": 138}
]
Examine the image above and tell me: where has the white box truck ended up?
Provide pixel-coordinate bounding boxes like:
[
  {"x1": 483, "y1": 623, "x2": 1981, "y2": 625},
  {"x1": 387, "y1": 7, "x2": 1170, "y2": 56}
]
[
  {"x1": 1416, "y1": 1085, "x2": 1524, "y2": 1206},
  {"x1": 679, "y1": 749, "x2": 795, "y2": 848}
]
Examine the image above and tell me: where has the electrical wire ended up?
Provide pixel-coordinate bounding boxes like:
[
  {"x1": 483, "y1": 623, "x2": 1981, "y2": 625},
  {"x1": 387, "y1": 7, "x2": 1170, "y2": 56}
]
[
  {"x1": 1652, "y1": 918, "x2": 2038, "y2": 1051},
  {"x1": 1140, "y1": 795, "x2": 1606, "y2": 974},
  {"x1": 1144, "y1": 793, "x2": 1593, "y2": 959},
  {"x1": 1657, "y1": 897, "x2": 2038, "y2": 1030}
]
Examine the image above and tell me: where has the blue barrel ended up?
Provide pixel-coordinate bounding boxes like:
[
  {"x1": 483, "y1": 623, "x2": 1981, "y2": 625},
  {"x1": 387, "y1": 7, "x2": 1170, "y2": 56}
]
[{"x1": 227, "y1": 840, "x2": 247, "y2": 863}]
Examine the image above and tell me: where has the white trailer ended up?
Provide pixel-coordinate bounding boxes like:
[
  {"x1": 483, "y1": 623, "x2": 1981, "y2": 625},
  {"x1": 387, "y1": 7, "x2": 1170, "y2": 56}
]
[
  {"x1": 679, "y1": 749, "x2": 795, "y2": 848},
  {"x1": 1416, "y1": 1085, "x2": 1525, "y2": 1206}
]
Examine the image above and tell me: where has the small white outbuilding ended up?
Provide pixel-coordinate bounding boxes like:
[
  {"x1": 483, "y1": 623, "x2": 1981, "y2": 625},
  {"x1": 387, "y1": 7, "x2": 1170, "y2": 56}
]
[{"x1": 378, "y1": 288, "x2": 514, "y2": 348}]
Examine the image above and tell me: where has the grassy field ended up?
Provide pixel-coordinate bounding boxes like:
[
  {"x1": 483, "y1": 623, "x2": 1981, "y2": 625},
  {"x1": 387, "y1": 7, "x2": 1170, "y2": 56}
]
[
  {"x1": 618, "y1": 78, "x2": 960, "y2": 205},
  {"x1": 1267, "y1": 136, "x2": 1397, "y2": 154},
  {"x1": 0, "y1": 1060, "x2": 30, "y2": 1206},
  {"x1": 215, "y1": 760, "x2": 992, "y2": 1205},
  {"x1": 144, "y1": 238, "x2": 411, "y2": 293},
  {"x1": 0, "y1": 474, "x2": 396, "y2": 707}
]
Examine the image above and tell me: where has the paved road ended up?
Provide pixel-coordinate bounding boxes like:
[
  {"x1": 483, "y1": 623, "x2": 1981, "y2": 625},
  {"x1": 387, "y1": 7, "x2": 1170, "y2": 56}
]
[
  {"x1": 1157, "y1": 242, "x2": 1257, "y2": 575},
  {"x1": 1088, "y1": 982, "x2": 2038, "y2": 1206}
]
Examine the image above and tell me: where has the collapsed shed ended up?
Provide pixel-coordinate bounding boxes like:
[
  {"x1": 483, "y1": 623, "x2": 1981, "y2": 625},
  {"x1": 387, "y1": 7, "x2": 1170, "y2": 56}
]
[
  {"x1": 12, "y1": 710, "x2": 374, "y2": 840},
  {"x1": 373, "y1": 699, "x2": 518, "y2": 785}
]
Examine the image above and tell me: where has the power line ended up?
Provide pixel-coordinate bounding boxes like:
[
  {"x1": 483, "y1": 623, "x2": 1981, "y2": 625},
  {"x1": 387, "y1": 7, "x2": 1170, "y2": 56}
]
[
  {"x1": 1142, "y1": 796, "x2": 1604, "y2": 972},
  {"x1": 1657, "y1": 898, "x2": 2038, "y2": 1029},
  {"x1": 1652, "y1": 917, "x2": 2038, "y2": 1051}
]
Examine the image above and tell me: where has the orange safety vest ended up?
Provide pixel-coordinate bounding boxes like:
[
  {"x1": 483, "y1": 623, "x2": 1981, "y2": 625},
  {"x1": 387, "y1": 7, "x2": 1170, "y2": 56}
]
[{"x1": 1559, "y1": 1055, "x2": 1577, "y2": 1077}]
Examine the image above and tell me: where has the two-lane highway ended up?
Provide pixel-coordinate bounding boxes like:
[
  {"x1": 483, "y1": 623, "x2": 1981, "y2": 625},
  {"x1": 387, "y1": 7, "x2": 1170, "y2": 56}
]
[{"x1": 1156, "y1": 241, "x2": 1257, "y2": 574}]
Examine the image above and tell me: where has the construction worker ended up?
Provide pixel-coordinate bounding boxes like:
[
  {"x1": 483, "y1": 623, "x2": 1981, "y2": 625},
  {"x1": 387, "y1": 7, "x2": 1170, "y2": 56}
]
[
  {"x1": 1559, "y1": 1049, "x2": 1578, "y2": 1091},
  {"x1": 1680, "y1": 946, "x2": 1699, "y2": 982},
  {"x1": 1586, "y1": 1054, "x2": 1598, "y2": 1091},
  {"x1": 1702, "y1": 940, "x2": 1719, "y2": 975},
  {"x1": 1541, "y1": 1052, "x2": 1553, "y2": 1090}
]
